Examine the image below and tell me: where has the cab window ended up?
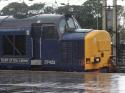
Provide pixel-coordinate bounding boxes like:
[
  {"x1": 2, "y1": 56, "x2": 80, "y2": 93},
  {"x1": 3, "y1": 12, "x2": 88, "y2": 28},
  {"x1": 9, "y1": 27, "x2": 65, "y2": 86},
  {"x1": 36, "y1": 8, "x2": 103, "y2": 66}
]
[
  {"x1": 66, "y1": 18, "x2": 75, "y2": 29},
  {"x1": 42, "y1": 25, "x2": 59, "y2": 40},
  {"x1": 73, "y1": 17, "x2": 81, "y2": 29},
  {"x1": 59, "y1": 19, "x2": 67, "y2": 34}
]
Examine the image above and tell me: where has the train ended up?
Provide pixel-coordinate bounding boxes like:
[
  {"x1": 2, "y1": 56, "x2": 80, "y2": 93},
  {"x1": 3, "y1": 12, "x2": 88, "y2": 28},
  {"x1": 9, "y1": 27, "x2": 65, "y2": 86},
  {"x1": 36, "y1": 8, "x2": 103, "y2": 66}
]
[{"x1": 0, "y1": 14, "x2": 112, "y2": 72}]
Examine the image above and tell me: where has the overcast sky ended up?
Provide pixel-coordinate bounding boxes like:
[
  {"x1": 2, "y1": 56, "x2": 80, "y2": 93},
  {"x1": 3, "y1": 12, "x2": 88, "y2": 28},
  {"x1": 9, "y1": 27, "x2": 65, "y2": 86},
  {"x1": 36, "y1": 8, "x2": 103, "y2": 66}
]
[
  {"x1": 0, "y1": 0, "x2": 85, "y2": 9},
  {"x1": 0, "y1": 0, "x2": 125, "y2": 10}
]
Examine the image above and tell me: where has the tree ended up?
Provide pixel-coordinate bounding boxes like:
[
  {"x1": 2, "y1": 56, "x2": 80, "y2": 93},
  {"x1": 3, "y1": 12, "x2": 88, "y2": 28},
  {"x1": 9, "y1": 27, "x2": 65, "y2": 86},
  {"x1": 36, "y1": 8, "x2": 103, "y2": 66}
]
[
  {"x1": 81, "y1": 0, "x2": 103, "y2": 29},
  {"x1": 56, "y1": 0, "x2": 103, "y2": 29},
  {"x1": 44, "y1": 6, "x2": 55, "y2": 14},
  {"x1": 56, "y1": 5, "x2": 70, "y2": 14},
  {"x1": 28, "y1": 3, "x2": 45, "y2": 16},
  {"x1": 1, "y1": 3, "x2": 45, "y2": 18},
  {"x1": 1, "y1": 2, "x2": 29, "y2": 19}
]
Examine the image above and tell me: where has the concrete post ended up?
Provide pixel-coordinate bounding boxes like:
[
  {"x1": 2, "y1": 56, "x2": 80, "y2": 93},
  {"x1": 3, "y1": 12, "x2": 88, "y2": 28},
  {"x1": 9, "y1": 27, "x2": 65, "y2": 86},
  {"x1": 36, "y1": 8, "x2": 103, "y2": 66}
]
[
  {"x1": 102, "y1": 0, "x2": 107, "y2": 30},
  {"x1": 112, "y1": 0, "x2": 117, "y2": 64}
]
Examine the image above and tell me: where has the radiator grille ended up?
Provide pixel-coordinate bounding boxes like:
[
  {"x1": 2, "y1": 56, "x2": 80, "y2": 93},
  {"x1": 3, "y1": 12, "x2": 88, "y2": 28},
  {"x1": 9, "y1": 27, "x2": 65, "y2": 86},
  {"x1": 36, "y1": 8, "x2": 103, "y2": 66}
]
[{"x1": 62, "y1": 40, "x2": 84, "y2": 66}]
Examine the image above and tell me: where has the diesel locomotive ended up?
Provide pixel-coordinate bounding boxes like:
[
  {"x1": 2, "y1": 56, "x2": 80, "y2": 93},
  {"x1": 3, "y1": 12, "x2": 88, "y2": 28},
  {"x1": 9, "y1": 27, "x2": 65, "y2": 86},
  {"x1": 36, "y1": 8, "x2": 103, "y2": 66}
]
[{"x1": 0, "y1": 14, "x2": 112, "y2": 72}]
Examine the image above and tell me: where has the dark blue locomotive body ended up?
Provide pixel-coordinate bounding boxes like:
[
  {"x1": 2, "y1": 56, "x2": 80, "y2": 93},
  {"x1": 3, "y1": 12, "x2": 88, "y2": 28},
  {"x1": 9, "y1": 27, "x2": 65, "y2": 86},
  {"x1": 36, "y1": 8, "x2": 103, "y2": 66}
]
[{"x1": 0, "y1": 14, "x2": 91, "y2": 71}]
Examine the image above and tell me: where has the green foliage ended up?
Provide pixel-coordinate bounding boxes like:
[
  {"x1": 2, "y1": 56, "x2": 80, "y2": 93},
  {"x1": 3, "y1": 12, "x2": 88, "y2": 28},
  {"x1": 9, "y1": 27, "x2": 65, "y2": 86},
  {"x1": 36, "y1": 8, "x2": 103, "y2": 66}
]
[
  {"x1": 44, "y1": 6, "x2": 54, "y2": 14},
  {"x1": 56, "y1": 0, "x2": 103, "y2": 29},
  {"x1": 81, "y1": 0, "x2": 102, "y2": 29},
  {"x1": 29, "y1": 3, "x2": 45, "y2": 10},
  {"x1": 28, "y1": 3, "x2": 45, "y2": 15},
  {"x1": 117, "y1": 5, "x2": 124, "y2": 15},
  {"x1": 1, "y1": 3, "x2": 45, "y2": 18},
  {"x1": 1, "y1": 2, "x2": 29, "y2": 19},
  {"x1": 56, "y1": 5, "x2": 70, "y2": 14}
]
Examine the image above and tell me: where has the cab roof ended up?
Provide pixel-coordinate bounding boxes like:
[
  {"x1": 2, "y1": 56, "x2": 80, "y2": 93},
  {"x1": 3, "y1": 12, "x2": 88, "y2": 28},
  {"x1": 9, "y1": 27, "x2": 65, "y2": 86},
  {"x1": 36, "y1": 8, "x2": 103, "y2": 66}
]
[{"x1": 0, "y1": 14, "x2": 65, "y2": 29}]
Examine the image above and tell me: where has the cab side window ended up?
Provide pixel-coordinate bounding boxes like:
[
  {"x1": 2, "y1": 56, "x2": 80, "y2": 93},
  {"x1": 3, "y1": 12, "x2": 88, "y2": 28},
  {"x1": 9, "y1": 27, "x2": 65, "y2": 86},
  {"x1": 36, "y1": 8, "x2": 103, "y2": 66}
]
[
  {"x1": 73, "y1": 17, "x2": 81, "y2": 29},
  {"x1": 42, "y1": 25, "x2": 59, "y2": 40},
  {"x1": 67, "y1": 18, "x2": 75, "y2": 29},
  {"x1": 59, "y1": 19, "x2": 67, "y2": 34}
]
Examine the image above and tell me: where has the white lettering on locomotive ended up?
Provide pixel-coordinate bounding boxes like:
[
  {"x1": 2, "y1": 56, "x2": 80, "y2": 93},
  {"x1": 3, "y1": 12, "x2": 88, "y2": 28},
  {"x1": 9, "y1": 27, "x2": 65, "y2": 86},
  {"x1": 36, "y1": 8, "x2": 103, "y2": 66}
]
[
  {"x1": 44, "y1": 60, "x2": 56, "y2": 65},
  {"x1": 0, "y1": 58, "x2": 28, "y2": 63}
]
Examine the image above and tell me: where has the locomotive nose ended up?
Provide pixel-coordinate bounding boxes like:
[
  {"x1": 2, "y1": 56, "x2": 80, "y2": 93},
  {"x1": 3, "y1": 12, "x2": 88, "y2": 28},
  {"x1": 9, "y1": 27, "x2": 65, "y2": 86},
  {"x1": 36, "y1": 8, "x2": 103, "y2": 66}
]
[{"x1": 84, "y1": 30, "x2": 112, "y2": 72}]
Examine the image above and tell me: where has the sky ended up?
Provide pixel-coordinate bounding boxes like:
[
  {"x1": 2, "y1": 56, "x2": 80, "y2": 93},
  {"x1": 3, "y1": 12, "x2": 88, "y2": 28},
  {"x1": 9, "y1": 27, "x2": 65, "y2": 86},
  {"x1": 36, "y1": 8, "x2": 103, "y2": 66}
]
[{"x1": 0, "y1": 0, "x2": 125, "y2": 10}]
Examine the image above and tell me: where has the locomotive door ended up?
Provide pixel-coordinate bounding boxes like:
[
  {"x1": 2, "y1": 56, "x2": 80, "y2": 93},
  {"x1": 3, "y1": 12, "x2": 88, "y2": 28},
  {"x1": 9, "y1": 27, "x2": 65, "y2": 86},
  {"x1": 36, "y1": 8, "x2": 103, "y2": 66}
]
[
  {"x1": 31, "y1": 23, "x2": 60, "y2": 67},
  {"x1": 41, "y1": 24, "x2": 60, "y2": 67},
  {"x1": 31, "y1": 23, "x2": 42, "y2": 59}
]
